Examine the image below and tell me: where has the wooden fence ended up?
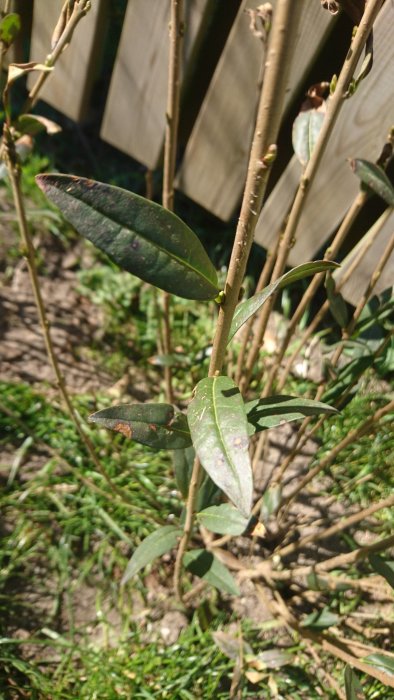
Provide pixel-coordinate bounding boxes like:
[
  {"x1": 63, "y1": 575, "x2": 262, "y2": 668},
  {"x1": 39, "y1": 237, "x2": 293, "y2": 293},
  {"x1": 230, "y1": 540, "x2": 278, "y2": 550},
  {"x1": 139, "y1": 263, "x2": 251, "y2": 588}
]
[{"x1": 19, "y1": 1, "x2": 394, "y2": 304}]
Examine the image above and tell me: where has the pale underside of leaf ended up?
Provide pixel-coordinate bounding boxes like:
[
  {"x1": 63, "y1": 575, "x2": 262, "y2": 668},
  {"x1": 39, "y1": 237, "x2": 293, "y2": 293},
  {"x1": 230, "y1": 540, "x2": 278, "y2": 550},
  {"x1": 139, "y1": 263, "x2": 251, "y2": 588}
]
[{"x1": 187, "y1": 376, "x2": 253, "y2": 517}]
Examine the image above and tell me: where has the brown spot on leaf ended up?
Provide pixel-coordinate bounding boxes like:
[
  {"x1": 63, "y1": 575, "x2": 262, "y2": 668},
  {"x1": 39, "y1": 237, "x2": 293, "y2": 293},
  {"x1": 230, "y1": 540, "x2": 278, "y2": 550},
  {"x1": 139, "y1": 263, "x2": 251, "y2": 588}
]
[
  {"x1": 114, "y1": 422, "x2": 133, "y2": 438},
  {"x1": 148, "y1": 423, "x2": 158, "y2": 432}
]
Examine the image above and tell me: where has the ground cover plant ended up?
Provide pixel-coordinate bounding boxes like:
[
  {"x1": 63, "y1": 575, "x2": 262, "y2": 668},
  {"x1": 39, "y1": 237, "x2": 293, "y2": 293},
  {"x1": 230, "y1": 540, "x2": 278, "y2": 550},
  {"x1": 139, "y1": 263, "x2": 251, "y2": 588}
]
[{"x1": 0, "y1": 0, "x2": 393, "y2": 697}]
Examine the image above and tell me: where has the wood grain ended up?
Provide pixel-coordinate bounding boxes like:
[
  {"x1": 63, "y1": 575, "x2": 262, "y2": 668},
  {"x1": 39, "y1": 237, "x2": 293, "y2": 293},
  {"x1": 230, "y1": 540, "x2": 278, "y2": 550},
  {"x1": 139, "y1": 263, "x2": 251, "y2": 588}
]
[
  {"x1": 176, "y1": 0, "x2": 332, "y2": 221},
  {"x1": 255, "y1": 1, "x2": 394, "y2": 284},
  {"x1": 100, "y1": 0, "x2": 211, "y2": 170},
  {"x1": 28, "y1": 0, "x2": 107, "y2": 122}
]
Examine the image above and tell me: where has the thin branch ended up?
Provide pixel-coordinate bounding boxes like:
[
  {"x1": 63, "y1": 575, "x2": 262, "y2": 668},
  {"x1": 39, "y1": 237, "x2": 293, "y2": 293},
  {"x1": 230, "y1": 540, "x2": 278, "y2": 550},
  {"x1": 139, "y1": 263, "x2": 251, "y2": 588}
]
[
  {"x1": 161, "y1": 0, "x2": 184, "y2": 404},
  {"x1": 174, "y1": 0, "x2": 305, "y2": 603},
  {"x1": 240, "y1": 0, "x2": 384, "y2": 392}
]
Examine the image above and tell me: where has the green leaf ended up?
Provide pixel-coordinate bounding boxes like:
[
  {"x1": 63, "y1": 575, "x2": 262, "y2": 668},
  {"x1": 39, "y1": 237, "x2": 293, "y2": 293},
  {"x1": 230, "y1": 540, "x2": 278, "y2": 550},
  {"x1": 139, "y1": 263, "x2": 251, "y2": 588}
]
[
  {"x1": 197, "y1": 504, "x2": 249, "y2": 536},
  {"x1": 252, "y1": 649, "x2": 295, "y2": 670},
  {"x1": 183, "y1": 549, "x2": 240, "y2": 595},
  {"x1": 172, "y1": 445, "x2": 195, "y2": 498},
  {"x1": 212, "y1": 631, "x2": 253, "y2": 659},
  {"x1": 362, "y1": 654, "x2": 394, "y2": 677},
  {"x1": 292, "y1": 109, "x2": 325, "y2": 166},
  {"x1": 35, "y1": 174, "x2": 219, "y2": 301},
  {"x1": 122, "y1": 526, "x2": 182, "y2": 584},
  {"x1": 245, "y1": 395, "x2": 338, "y2": 435},
  {"x1": 369, "y1": 554, "x2": 394, "y2": 590},
  {"x1": 350, "y1": 159, "x2": 394, "y2": 206},
  {"x1": 326, "y1": 273, "x2": 349, "y2": 327},
  {"x1": 344, "y1": 666, "x2": 365, "y2": 700},
  {"x1": 0, "y1": 13, "x2": 21, "y2": 47},
  {"x1": 260, "y1": 484, "x2": 282, "y2": 523},
  {"x1": 89, "y1": 403, "x2": 192, "y2": 450},
  {"x1": 187, "y1": 376, "x2": 252, "y2": 517},
  {"x1": 322, "y1": 356, "x2": 374, "y2": 404},
  {"x1": 228, "y1": 261, "x2": 339, "y2": 344},
  {"x1": 301, "y1": 606, "x2": 339, "y2": 630}
]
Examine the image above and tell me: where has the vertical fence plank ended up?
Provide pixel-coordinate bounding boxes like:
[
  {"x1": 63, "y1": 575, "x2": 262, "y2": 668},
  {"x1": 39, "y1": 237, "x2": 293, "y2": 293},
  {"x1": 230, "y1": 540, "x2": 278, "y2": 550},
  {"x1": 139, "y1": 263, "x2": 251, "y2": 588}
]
[
  {"x1": 176, "y1": 0, "x2": 332, "y2": 221},
  {"x1": 255, "y1": 3, "x2": 394, "y2": 278},
  {"x1": 28, "y1": 0, "x2": 107, "y2": 122},
  {"x1": 100, "y1": 0, "x2": 212, "y2": 170}
]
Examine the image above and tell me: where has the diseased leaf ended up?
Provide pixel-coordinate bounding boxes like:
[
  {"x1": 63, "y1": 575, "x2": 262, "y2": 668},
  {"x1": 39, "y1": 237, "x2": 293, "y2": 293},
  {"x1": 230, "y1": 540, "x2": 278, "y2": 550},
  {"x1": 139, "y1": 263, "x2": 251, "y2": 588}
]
[
  {"x1": 187, "y1": 376, "x2": 252, "y2": 517},
  {"x1": 197, "y1": 504, "x2": 249, "y2": 536},
  {"x1": 122, "y1": 526, "x2": 182, "y2": 584},
  {"x1": 369, "y1": 554, "x2": 394, "y2": 590},
  {"x1": 250, "y1": 649, "x2": 295, "y2": 670},
  {"x1": 245, "y1": 395, "x2": 337, "y2": 435},
  {"x1": 36, "y1": 174, "x2": 219, "y2": 301},
  {"x1": 362, "y1": 654, "x2": 394, "y2": 677},
  {"x1": 228, "y1": 261, "x2": 339, "y2": 344},
  {"x1": 344, "y1": 666, "x2": 365, "y2": 700},
  {"x1": 301, "y1": 607, "x2": 339, "y2": 629},
  {"x1": 0, "y1": 13, "x2": 20, "y2": 47},
  {"x1": 89, "y1": 403, "x2": 192, "y2": 450},
  {"x1": 350, "y1": 159, "x2": 394, "y2": 206},
  {"x1": 183, "y1": 549, "x2": 240, "y2": 595},
  {"x1": 292, "y1": 109, "x2": 325, "y2": 166},
  {"x1": 212, "y1": 630, "x2": 253, "y2": 659}
]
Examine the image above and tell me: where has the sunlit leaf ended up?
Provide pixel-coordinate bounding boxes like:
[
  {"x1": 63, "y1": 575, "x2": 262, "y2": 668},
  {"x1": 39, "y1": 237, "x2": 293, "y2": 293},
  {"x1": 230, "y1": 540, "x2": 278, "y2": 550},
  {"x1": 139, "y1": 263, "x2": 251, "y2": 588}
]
[
  {"x1": 245, "y1": 395, "x2": 337, "y2": 435},
  {"x1": 0, "y1": 13, "x2": 20, "y2": 47},
  {"x1": 187, "y1": 376, "x2": 252, "y2": 517},
  {"x1": 36, "y1": 174, "x2": 219, "y2": 300},
  {"x1": 362, "y1": 654, "x2": 394, "y2": 677},
  {"x1": 350, "y1": 159, "x2": 394, "y2": 206},
  {"x1": 183, "y1": 549, "x2": 240, "y2": 595},
  {"x1": 292, "y1": 109, "x2": 325, "y2": 166},
  {"x1": 89, "y1": 403, "x2": 192, "y2": 449},
  {"x1": 228, "y1": 261, "x2": 339, "y2": 344},
  {"x1": 197, "y1": 504, "x2": 249, "y2": 536},
  {"x1": 369, "y1": 554, "x2": 394, "y2": 590},
  {"x1": 121, "y1": 526, "x2": 182, "y2": 584},
  {"x1": 344, "y1": 666, "x2": 365, "y2": 700},
  {"x1": 250, "y1": 648, "x2": 295, "y2": 670},
  {"x1": 301, "y1": 606, "x2": 339, "y2": 629}
]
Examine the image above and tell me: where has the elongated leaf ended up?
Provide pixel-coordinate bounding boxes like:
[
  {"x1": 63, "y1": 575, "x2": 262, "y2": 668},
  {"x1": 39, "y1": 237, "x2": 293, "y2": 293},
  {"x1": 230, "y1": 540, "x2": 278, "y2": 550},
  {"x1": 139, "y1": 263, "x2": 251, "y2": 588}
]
[
  {"x1": 183, "y1": 549, "x2": 240, "y2": 595},
  {"x1": 252, "y1": 649, "x2": 295, "y2": 670},
  {"x1": 301, "y1": 607, "x2": 339, "y2": 629},
  {"x1": 36, "y1": 174, "x2": 219, "y2": 301},
  {"x1": 173, "y1": 446, "x2": 222, "y2": 508},
  {"x1": 326, "y1": 273, "x2": 349, "y2": 327},
  {"x1": 369, "y1": 554, "x2": 394, "y2": 590},
  {"x1": 122, "y1": 526, "x2": 182, "y2": 584},
  {"x1": 228, "y1": 261, "x2": 339, "y2": 343},
  {"x1": 197, "y1": 504, "x2": 249, "y2": 536},
  {"x1": 16, "y1": 114, "x2": 61, "y2": 137},
  {"x1": 292, "y1": 109, "x2": 325, "y2": 166},
  {"x1": 89, "y1": 403, "x2": 191, "y2": 449},
  {"x1": 187, "y1": 376, "x2": 252, "y2": 517},
  {"x1": 245, "y1": 395, "x2": 337, "y2": 435},
  {"x1": 362, "y1": 654, "x2": 394, "y2": 676},
  {"x1": 344, "y1": 666, "x2": 365, "y2": 700},
  {"x1": 350, "y1": 159, "x2": 394, "y2": 206},
  {"x1": 260, "y1": 484, "x2": 282, "y2": 523}
]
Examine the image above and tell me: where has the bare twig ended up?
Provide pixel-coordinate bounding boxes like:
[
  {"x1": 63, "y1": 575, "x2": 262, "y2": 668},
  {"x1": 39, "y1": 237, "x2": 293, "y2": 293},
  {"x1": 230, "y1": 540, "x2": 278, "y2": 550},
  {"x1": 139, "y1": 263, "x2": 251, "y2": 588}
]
[
  {"x1": 240, "y1": 0, "x2": 384, "y2": 392},
  {"x1": 174, "y1": 0, "x2": 305, "y2": 603}
]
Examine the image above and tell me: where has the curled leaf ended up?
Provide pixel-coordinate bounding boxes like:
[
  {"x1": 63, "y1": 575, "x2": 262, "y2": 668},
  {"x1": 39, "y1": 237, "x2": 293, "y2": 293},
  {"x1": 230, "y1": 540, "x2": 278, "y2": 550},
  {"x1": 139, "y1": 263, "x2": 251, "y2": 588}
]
[{"x1": 350, "y1": 158, "x2": 394, "y2": 206}]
